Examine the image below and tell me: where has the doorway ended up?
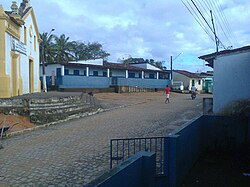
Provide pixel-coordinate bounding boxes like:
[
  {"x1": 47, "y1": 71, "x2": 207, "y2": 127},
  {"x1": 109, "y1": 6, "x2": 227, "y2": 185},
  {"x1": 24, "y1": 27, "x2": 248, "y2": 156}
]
[{"x1": 29, "y1": 59, "x2": 34, "y2": 93}]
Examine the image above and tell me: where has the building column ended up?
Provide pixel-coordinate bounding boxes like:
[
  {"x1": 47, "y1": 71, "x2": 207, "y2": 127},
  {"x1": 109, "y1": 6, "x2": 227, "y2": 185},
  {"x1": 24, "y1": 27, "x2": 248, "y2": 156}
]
[
  {"x1": 107, "y1": 68, "x2": 110, "y2": 77},
  {"x1": 157, "y1": 72, "x2": 159, "y2": 79},
  {"x1": 61, "y1": 65, "x2": 65, "y2": 76},
  {"x1": 142, "y1": 71, "x2": 144, "y2": 79},
  {"x1": 86, "y1": 67, "x2": 89, "y2": 77},
  {"x1": 0, "y1": 17, "x2": 11, "y2": 98},
  {"x1": 125, "y1": 70, "x2": 128, "y2": 78}
]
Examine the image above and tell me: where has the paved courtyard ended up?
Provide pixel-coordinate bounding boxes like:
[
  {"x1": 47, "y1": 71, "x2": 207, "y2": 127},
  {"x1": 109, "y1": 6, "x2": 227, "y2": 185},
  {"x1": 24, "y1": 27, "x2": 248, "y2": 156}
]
[{"x1": 0, "y1": 92, "x2": 211, "y2": 186}]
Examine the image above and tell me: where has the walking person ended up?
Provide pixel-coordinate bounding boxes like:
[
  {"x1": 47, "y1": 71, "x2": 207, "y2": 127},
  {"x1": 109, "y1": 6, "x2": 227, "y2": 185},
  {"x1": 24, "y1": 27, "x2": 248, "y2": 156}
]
[{"x1": 165, "y1": 85, "x2": 171, "y2": 104}]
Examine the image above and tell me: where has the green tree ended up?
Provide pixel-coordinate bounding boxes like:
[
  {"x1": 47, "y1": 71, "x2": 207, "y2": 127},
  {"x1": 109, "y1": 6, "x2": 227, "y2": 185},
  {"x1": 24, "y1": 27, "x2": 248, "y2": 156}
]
[
  {"x1": 40, "y1": 32, "x2": 56, "y2": 64},
  {"x1": 83, "y1": 42, "x2": 110, "y2": 60},
  {"x1": 72, "y1": 41, "x2": 87, "y2": 60},
  {"x1": 54, "y1": 34, "x2": 75, "y2": 62}
]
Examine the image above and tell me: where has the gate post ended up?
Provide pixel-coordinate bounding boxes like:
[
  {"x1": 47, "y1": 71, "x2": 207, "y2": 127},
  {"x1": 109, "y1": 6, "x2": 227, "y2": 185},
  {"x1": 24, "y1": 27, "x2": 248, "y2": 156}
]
[{"x1": 166, "y1": 135, "x2": 179, "y2": 187}]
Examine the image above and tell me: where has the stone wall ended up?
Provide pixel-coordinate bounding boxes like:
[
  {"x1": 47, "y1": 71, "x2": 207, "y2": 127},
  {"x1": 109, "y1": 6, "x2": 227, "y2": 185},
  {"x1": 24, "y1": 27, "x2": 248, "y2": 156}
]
[{"x1": 0, "y1": 94, "x2": 99, "y2": 125}]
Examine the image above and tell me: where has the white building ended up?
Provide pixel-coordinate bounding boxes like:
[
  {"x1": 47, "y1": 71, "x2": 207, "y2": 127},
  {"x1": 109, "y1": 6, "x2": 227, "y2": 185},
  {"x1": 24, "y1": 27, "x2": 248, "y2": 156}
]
[
  {"x1": 199, "y1": 45, "x2": 250, "y2": 115},
  {"x1": 172, "y1": 70, "x2": 203, "y2": 91},
  {"x1": 0, "y1": 0, "x2": 41, "y2": 98}
]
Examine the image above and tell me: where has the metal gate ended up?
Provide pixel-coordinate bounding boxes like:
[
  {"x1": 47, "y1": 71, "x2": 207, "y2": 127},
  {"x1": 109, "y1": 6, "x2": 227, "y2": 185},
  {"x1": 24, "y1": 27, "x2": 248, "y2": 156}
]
[{"x1": 110, "y1": 137, "x2": 167, "y2": 176}]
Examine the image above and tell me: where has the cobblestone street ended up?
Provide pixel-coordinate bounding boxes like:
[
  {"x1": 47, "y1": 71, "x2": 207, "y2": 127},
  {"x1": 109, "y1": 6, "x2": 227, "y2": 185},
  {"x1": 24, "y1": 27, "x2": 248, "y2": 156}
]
[{"x1": 0, "y1": 92, "x2": 211, "y2": 186}]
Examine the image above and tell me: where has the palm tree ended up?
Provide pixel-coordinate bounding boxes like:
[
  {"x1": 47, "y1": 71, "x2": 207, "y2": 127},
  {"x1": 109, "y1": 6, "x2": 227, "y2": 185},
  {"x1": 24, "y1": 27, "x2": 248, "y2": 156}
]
[
  {"x1": 40, "y1": 32, "x2": 56, "y2": 64},
  {"x1": 54, "y1": 34, "x2": 75, "y2": 62},
  {"x1": 40, "y1": 31, "x2": 56, "y2": 92}
]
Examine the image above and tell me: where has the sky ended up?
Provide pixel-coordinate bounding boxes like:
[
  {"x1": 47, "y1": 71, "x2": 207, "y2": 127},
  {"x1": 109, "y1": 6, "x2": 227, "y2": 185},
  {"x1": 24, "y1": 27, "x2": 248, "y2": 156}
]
[{"x1": 1, "y1": 0, "x2": 250, "y2": 72}]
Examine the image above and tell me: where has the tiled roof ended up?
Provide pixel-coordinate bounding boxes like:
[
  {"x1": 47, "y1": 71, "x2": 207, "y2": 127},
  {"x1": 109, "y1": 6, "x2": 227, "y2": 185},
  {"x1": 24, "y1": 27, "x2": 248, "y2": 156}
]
[
  {"x1": 46, "y1": 61, "x2": 169, "y2": 73},
  {"x1": 103, "y1": 62, "x2": 145, "y2": 71},
  {"x1": 199, "y1": 45, "x2": 250, "y2": 68},
  {"x1": 200, "y1": 72, "x2": 213, "y2": 77},
  {"x1": 174, "y1": 70, "x2": 201, "y2": 78},
  {"x1": 20, "y1": 7, "x2": 32, "y2": 18}
]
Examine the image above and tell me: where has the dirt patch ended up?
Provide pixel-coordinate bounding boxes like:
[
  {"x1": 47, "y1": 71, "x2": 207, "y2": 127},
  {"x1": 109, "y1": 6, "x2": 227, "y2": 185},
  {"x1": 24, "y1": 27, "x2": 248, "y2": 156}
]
[{"x1": 0, "y1": 114, "x2": 35, "y2": 133}]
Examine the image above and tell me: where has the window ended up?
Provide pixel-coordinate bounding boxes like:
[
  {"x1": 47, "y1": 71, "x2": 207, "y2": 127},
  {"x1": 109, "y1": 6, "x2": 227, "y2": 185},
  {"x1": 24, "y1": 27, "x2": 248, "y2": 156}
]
[
  {"x1": 198, "y1": 80, "x2": 201, "y2": 85},
  {"x1": 84, "y1": 70, "x2": 86, "y2": 76},
  {"x1": 93, "y1": 71, "x2": 98, "y2": 76},
  {"x1": 149, "y1": 73, "x2": 155, "y2": 79},
  {"x1": 34, "y1": 36, "x2": 36, "y2": 51},
  {"x1": 24, "y1": 26, "x2": 27, "y2": 44},
  {"x1": 103, "y1": 71, "x2": 107, "y2": 77},
  {"x1": 128, "y1": 73, "x2": 135, "y2": 78},
  {"x1": 64, "y1": 69, "x2": 69, "y2": 75},
  {"x1": 192, "y1": 80, "x2": 195, "y2": 86},
  {"x1": 74, "y1": 70, "x2": 80, "y2": 75}
]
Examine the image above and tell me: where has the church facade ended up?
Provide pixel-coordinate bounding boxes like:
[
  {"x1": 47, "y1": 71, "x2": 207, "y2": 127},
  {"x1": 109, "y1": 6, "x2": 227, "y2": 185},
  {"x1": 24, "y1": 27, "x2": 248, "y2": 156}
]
[{"x1": 0, "y1": 0, "x2": 41, "y2": 98}]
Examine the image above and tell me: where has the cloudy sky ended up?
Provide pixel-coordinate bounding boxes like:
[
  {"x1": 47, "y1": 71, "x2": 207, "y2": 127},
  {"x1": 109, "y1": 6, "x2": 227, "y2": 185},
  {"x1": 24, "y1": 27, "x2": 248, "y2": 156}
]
[{"x1": 2, "y1": 0, "x2": 250, "y2": 72}]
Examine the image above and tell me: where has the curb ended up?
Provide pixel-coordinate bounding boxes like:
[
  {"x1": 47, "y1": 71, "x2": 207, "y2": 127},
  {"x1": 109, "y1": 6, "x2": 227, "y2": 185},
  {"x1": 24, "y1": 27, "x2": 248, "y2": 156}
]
[{"x1": 5, "y1": 101, "x2": 147, "y2": 138}]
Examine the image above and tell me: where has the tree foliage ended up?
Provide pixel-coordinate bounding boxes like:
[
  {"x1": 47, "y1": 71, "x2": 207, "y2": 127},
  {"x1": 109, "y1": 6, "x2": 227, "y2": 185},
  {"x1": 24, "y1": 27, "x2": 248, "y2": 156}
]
[
  {"x1": 40, "y1": 33, "x2": 110, "y2": 64},
  {"x1": 122, "y1": 57, "x2": 166, "y2": 70}
]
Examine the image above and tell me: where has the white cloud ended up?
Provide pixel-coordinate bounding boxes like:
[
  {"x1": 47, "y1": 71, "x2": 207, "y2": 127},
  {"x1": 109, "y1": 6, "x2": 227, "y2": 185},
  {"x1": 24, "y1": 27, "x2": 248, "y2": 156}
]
[{"x1": 1, "y1": 0, "x2": 249, "y2": 72}]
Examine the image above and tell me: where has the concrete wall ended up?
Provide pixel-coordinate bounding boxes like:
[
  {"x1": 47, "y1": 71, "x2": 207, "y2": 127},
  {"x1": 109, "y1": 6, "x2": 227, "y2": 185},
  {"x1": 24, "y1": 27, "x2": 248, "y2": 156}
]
[
  {"x1": 117, "y1": 78, "x2": 170, "y2": 88},
  {"x1": 60, "y1": 76, "x2": 112, "y2": 88},
  {"x1": 166, "y1": 115, "x2": 249, "y2": 187},
  {"x1": 85, "y1": 115, "x2": 249, "y2": 187},
  {"x1": 173, "y1": 72, "x2": 202, "y2": 90},
  {"x1": 213, "y1": 51, "x2": 250, "y2": 114},
  {"x1": 86, "y1": 151, "x2": 156, "y2": 187}
]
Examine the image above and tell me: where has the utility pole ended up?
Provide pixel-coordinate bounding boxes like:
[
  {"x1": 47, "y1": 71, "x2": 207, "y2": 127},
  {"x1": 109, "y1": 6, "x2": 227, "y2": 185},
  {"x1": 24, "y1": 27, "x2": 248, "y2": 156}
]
[
  {"x1": 210, "y1": 10, "x2": 219, "y2": 52},
  {"x1": 42, "y1": 28, "x2": 55, "y2": 93},
  {"x1": 170, "y1": 55, "x2": 173, "y2": 86}
]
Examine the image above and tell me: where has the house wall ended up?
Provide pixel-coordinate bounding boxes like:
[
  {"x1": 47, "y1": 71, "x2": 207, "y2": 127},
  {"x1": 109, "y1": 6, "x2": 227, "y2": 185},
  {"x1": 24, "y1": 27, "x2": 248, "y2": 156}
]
[
  {"x1": 117, "y1": 78, "x2": 170, "y2": 88},
  {"x1": 59, "y1": 76, "x2": 112, "y2": 88},
  {"x1": 89, "y1": 68, "x2": 106, "y2": 76},
  {"x1": 0, "y1": 7, "x2": 40, "y2": 98},
  {"x1": 20, "y1": 12, "x2": 40, "y2": 94},
  {"x1": 43, "y1": 64, "x2": 169, "y2": 89},
  {"x1": 110, "y1": 69, "x2": 126, "y2": 77},
  {"x1": 173, "y1": 72, "x2": 202, "y2": 90},
  {"x1": 43, "y1": 64, "x2": 62, "y2": 76},
  {"x1": 173, "y1": 72, "x2": 189, "y2": 89},
  {"x1": 144, "y1": 72, "x2": 156, "y2": 79},
  {"x1": 213, "y1": 51, "x2": 250, "y2": 114}
]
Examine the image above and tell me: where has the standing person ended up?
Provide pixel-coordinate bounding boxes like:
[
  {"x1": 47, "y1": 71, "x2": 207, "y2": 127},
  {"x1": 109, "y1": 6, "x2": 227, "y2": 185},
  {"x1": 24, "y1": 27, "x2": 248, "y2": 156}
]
[{"x1": 165, "y1": 85, "x2": 171, "y2": 104}]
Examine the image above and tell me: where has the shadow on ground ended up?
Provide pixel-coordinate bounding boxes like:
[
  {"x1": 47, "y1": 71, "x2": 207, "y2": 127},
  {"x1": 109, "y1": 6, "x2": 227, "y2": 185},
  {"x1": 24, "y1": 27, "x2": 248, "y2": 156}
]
[{"x1": 182, "y1": 145, "x2": 250, "y2": 187}]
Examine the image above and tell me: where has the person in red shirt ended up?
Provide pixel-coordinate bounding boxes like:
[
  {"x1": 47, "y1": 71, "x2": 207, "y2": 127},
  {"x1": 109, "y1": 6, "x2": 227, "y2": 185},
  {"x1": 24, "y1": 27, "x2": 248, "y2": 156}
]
[{"x1": 165, "y1": 85, "x2": 171, "y2": 104}]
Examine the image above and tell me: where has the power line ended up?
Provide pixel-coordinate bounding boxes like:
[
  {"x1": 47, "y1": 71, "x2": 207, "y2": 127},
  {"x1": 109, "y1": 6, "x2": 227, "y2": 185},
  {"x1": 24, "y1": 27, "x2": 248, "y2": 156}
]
[
  {"x1": 215, "y1": 0, "x2": 238, "y2": 45},
  {"x1": 207, "y1": 0, "x2": 233, "y2": 46},
  {"x1": 190, "y1": 0, "x2": 227, "y2": 49},
  {"x1": 181, "y1": 0, "x2": 215, "y2": 42},
  {"x1": 199, "y1": 0, "x2": 236, "y2": 48}
]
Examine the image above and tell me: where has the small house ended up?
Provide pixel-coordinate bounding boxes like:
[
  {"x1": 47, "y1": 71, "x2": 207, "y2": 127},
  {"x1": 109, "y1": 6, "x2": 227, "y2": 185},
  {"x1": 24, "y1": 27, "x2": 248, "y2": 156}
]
[
  {"x1": 42, "y1": 59, "x2": 170, "y2": 91},
  {"x1": 199, "y1": 45, "x2": 250, "y2": 114},
  {"x1": 172, "y1": 70, "x2": 203, "y2": 91}
]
